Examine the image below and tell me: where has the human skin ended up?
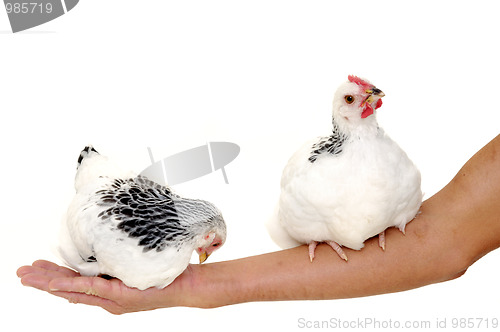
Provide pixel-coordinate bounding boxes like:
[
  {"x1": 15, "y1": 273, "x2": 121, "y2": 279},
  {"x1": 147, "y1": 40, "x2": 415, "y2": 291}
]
[{"x1": 17, "y1": 134, "x2": 500, "y2": 314}]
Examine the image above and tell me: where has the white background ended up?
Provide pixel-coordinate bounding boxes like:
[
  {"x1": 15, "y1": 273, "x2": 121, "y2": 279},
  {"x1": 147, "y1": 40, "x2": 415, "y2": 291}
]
[{"x1": 2, "y1": 1, "x2": 499, "y2": 331}]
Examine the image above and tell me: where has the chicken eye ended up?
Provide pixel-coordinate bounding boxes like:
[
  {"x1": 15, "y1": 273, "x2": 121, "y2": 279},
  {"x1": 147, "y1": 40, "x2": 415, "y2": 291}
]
[
  {"x1": 345, "y1": 95, "x2": 355, "y2": 104},
  {"x1": 212, "y1": 243, "x2": 220, "y2": 247}
]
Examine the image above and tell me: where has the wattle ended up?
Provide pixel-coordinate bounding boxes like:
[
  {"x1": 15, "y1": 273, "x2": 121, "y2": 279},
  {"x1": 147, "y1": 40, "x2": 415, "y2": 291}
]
[{"x1": 361, "y1": 104, "x2": 374, "y2": 118}]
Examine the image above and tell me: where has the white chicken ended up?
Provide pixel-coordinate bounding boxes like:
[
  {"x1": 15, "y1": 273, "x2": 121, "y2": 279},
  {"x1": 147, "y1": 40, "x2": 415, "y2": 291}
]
[
  {"x1": 59, "y1": 146, "x2": 226, "y2": 289},
  {"x1": 267, "y1": 75, "x2": 422, "y2": 261}
]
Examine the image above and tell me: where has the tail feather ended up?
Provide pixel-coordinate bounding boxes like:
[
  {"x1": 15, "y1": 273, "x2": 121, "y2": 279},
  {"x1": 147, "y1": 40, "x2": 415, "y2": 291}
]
[
  {"x1": 266, "y1": 203, "x2": 302, "y2": 249},
  {"x1": 73, "y1": 145, "x2": 136, "y2": 191},
  {"x1": 77, "y1": 146, "x2": 99, "y2": 169}
]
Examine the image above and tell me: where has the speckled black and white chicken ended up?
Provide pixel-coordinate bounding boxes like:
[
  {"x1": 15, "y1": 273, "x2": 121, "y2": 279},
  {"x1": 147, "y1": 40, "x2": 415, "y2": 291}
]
[
  {"x1": 59, "y1": 146, "x2": 226, "y2": 290},
  {"x1": 267, "y1": 75, "x2": 422, "y2": 262}
]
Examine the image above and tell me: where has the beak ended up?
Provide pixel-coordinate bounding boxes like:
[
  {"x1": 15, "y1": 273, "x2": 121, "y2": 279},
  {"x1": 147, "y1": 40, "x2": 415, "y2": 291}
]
[
  {"x1": 365, "y1": 87, "x2": 385, "y2": 97},
  {"x1": 199, "y1": 252, "x2": 210, "y2": 264}
]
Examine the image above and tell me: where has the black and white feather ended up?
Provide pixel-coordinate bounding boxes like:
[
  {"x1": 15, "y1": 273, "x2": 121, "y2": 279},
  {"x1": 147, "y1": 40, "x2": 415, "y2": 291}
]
[
  {"x1": 309, "y1": 123, "x2": 348, "y2": 162},
  {"x1": 59, "y1": 146, "x2": 226, "y2": 290}
]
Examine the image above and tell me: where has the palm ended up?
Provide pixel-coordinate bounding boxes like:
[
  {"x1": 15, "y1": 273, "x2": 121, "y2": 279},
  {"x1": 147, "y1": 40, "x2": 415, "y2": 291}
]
[{"x1": 17, "y1": 260, "x2": 190, "y2": 314}]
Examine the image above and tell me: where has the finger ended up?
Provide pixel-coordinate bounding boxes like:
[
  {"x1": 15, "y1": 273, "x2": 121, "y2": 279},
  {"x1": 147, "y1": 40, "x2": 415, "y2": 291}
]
[
  {"x1": 50, "y1": 290, "x2": 124, "y2": 315},
  {"x1": 17, "y1": 260, "x2": 79, "y2": 279},
  {"x1": 17, "y1": 265, "x2": 36, "y2": 278},
  {"x1": 49, "y1": 277, "x2": 133, "y2": 314},
  {"x1": 32, "y1": 260, "x2": 79, "y2": 277},
  {"x1": 21, "y1": 273, "x2": 127, "y2": 314},
  {"x1": 17, "y1": 264, "x2": 78, "y2": 280},
  {"x1": 20, "y1": 272, "x2": 53, "y2": 292},
  {"x1": 49, "y1": 276, "x2": 122, "y2": 301}
]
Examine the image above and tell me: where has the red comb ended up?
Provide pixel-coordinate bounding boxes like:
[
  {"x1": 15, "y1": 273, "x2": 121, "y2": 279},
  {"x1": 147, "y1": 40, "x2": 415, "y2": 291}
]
[{"x1": 348, "y1": 75, "x2": 373, "y2": 90}]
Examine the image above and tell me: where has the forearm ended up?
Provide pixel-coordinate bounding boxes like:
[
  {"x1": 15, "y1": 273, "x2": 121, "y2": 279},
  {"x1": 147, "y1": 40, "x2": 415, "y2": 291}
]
[
  {"x1": 184, "y1": 135, "x2": 500, "y2": 309},
  {"x1": 186, "y1": 212, "x2": 460, "y2": 308}
]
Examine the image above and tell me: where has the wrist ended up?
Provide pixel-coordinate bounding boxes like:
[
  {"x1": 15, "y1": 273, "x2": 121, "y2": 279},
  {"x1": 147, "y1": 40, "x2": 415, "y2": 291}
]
[{"x1": 177, "y1": 261, "x2": 246, "y2": 309}]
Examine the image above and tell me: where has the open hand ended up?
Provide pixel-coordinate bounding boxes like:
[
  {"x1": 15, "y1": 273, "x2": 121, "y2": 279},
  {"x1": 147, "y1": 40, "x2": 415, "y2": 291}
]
[{"x1": 17, "y1": 260, "x2": 194, "y2": 314}]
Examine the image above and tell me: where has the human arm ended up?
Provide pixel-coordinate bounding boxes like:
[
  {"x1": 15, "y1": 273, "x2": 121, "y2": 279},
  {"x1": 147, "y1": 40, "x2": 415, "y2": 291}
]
[{"x1": 17, "y1": 134, "x2": 500, "y2": 314}]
